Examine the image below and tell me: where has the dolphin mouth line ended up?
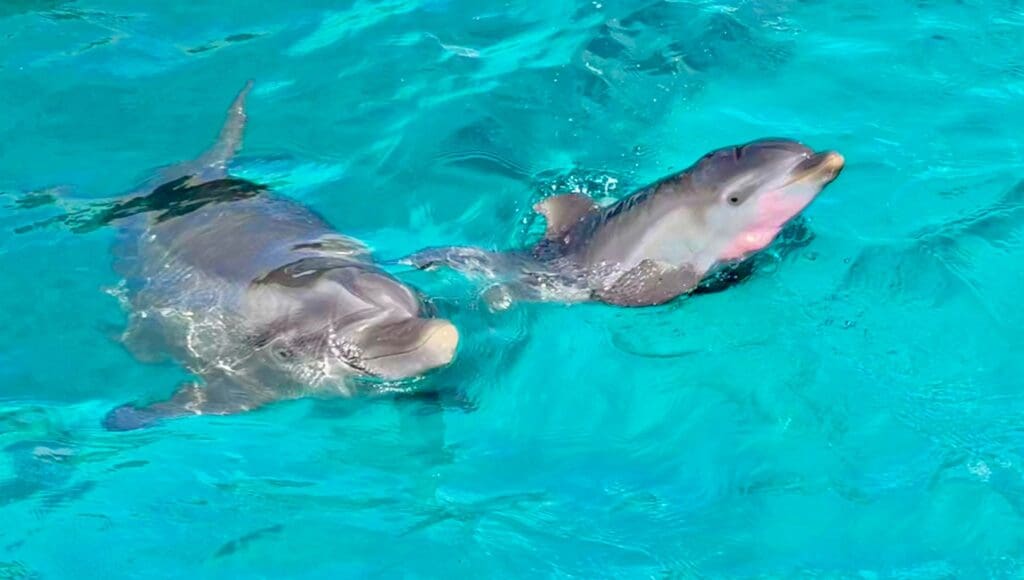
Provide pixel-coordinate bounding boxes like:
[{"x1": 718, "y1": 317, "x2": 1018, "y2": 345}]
[
  {"x1": 783, "y1": 151, "x2": 845, "y2": 187},
  {"x1": 360, "y1": 323, "x2": 449, "y2": 362},
  {"x1": 311, "y1": 320, "x2": 455, "y2": 380},
  {"x1": 358, "y1": 320, "x2": 459, "y2": 378}
]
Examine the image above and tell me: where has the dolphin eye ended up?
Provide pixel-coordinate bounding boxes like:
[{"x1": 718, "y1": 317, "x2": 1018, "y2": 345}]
[
  {"x1": 728, "y1": 195, "x2": 741, "y2": 206},
  {"x1": 275, "y1": 348, "x2": 295, "y2": 360}
]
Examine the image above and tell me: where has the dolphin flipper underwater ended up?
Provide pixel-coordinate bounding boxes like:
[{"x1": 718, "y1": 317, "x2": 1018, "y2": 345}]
[
  {"x1": 405, "y1": 139, "x2": 844, "y2": 308},
  {"x1": 88, "y1": 83, "x2": 459, "y2": 430}
]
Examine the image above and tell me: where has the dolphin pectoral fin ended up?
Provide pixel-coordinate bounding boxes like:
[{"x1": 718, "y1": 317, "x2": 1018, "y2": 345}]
[
  {"x1": 103, "y1": 383, "x2": 204, "y2": 431},
  {"x1": 102, "y1": 379, "x2": 268, "y2": 431},
  {"x1": 103, "y1": 402, "x2": 176, "y2": 431},
  {"x1": 595, "y1": 260, "x2": 700, "y2": 307},
  {"x1": 401, "y1": 247, "x2": 461, "y2": 271},
  {"x1": 534, "y1": 193, "x2": 598, "y2": 241},
  {"x1": 401, "y1": 246, "x2": 506, "y2": 278},
  {"x1": 693, "y1": 259, "x2": 757, "y2": 295}
]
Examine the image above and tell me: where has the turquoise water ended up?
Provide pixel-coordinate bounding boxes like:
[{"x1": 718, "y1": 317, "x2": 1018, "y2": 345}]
[{"x1": 2, "y1": 0, "x2": 1024, "y2": 576}]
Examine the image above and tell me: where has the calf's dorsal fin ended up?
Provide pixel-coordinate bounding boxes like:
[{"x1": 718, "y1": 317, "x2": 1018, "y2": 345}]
[{"x1": 533, "y1": 193, "x2": 597, "y2": 241}]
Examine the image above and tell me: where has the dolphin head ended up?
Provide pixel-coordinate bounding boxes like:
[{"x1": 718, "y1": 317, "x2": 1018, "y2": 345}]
[
  {"x1": 244, "y1": 260, "x2": 459, "y2": 385},
  {"x1": 684, "y1": 138, "x2": 844, "y2": 262}
]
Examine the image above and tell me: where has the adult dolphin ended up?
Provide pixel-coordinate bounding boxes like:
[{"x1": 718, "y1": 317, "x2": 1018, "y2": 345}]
[
  {"x1": 405, "y1": 139, "x2": 844, "y2": 307},
  {"x1": 99, "y1": 82, "x2": 459, "y2": 430}
]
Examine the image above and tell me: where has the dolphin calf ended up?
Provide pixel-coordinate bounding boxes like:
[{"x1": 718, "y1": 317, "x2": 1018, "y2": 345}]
[
  {"x1": 405, "y1": 139, "x2": 844, "y2": 307},
  {"x1": 100, "y1": 83, "x2": 459, "y2": 430}
]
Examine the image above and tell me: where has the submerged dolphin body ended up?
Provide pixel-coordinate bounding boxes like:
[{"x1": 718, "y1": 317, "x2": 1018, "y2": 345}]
[
  {"x1": 102, "y1": 83, "x2": 459, "y2": 430},
  {"x1": 406, "y1": 139, "x2": 844, "y2": 307}
]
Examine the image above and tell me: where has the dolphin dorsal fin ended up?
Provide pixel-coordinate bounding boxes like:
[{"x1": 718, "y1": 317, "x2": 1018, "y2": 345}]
[
  {"x1": 534, "y1": 193, "x2": 597, "y2": 241},
  {"x1": 156, "y1": 81, "x2": 254, "y2": 187},
  {"x1": 195, "y1": 79, "x2": 254, "y2": 180}
]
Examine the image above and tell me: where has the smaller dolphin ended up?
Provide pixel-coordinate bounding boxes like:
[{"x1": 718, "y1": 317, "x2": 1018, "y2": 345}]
[
  {"x1": 98, "y1": 83, "x2": 459, "y2": 430},
  {"x1": 405, "y1": 139, "x2": 844, "y2": 307}
]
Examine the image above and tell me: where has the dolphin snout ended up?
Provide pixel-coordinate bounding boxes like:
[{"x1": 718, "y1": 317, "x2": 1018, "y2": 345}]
[
  {"x1": 360, "y1": 317, "x2": 460, "y2": 380},
  {"x1": 420, "y1": 319, "x2": 459, "y2": 366},
  {"x1": 789, "y1": 150, "x2": 844, "y2": 184},
  {"x1": 818, "y1": 151, "x2": 845, "y2": 173}
]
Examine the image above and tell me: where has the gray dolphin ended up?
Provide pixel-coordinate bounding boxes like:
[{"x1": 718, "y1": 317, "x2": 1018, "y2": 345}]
[
  {"x1": 102, "y1": 83, "x2": 459, "y2": 430},
  {"x1": 405, "y1": 139, "x2": 844, "y2": 307}
]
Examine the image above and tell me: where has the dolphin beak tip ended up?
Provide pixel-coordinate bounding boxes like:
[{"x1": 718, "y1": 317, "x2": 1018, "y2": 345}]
[
  {"x1": 425, "y1": 320, "x2": 459, "y2": 365},
  {"x1": 824, "y1": 151, "x2": 845, "y2": 171}
]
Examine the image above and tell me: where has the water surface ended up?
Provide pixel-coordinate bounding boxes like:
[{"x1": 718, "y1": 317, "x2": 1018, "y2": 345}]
[{"x1": 2, "y1": 0, "x2": 1024, "y2": 577}]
